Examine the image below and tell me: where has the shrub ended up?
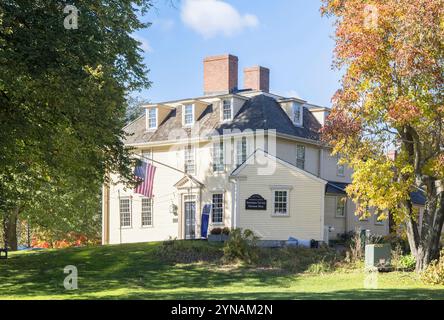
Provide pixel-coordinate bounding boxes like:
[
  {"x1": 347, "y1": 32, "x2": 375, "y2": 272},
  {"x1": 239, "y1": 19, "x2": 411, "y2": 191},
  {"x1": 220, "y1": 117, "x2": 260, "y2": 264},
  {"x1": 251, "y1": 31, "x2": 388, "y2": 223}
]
[
  {"x1": 257, "y1": 246, "x2": 343, "y2": 273},
  {"x1": 383, "y1": 233, "x2": 410, "y2": 254},
  {"x1": 155, "y1": 239, "x2": 223, "y2": 264},
  {"x1": 422, "y1": 249, "x2": 444, "y2": 285},
  {"x1": 398, "y1": 254, "x2": 416, "y2": 271},
  {"x1": 210, "y1": 228, "x2": 222, "y2": 235},
  {"x1": 336, "y1": 231, "x2": 355, "y2": 244},
  {"x1": 222, "y1": 227, "x2": 230, "y2": 236},
  {"x1": 223, "y1": 228, "x2": 260, "y2": 264},
  {"x1": 392, "y1": 250, "x2": 416, "y2": 271},
  {"x1": 391, "y1": 244, "x2": 403, "y2": 270},
  {"x1": 306, "y1": 259, "x2": 333, "y2": 274},
  {"x1": 345, "y1": 232, "x2": 363, "y2": 263}
]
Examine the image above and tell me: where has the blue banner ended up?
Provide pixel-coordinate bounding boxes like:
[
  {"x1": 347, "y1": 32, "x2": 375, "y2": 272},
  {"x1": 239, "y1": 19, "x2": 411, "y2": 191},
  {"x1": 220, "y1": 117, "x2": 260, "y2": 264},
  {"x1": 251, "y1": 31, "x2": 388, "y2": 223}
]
[{"x1": 201, "y1": 204, "x2": 211, "y2": 239}]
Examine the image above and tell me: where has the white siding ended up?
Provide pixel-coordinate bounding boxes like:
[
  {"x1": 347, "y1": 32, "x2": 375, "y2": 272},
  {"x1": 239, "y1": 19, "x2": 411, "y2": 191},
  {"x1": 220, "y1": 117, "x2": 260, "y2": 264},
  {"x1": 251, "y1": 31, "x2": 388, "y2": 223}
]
[
  {"x1": 107, "y1": 146, "x2": 183, "y2": 244},
  {"x1": 235, "y1": 152, "x2": 325, "y2": 241},
  {"x1": 107, "y1": 141, "x2": 236, "y2": 244},
  {"x1": 276, "y1": 138, "x2": 319, "y2": 176},
  {"x1": 320, "y1": 149, "x2": 353, "y2": 183},
  {"x1": 324, "y1": 195, "x2": 347, "y2": 239}
]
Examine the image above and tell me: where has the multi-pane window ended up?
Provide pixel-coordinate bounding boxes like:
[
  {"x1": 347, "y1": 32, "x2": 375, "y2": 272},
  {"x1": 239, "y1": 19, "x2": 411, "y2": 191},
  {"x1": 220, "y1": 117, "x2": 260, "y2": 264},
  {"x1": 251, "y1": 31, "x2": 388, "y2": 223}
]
[
  {"x1": 222, "y1": 99, "x2": 232, "y2": 121},
  {"x1": 337, "y1": 154, "x2": 345, "y2": 176},
  {"x1": 212, "y1": 141, "x2": 224, "y2": 172},
  {"x1": 184, "y1": 104, "x2": 194, "y2": 126},
  {"x1": 292, "y1": 102, "x2": 302, "y2": 126},
  {"x1": 236, "y1": 137, "x2": 247, "y2": 166},
  {"x1": 212, "y1": 194, "x2": 224, "y2": 224},
  {"x1": 336, "y1": 196, "x2": 346, "y2": 218},
  {"x1": 141, "y1": 197, "x2": 153, "y2": 227},
  {"x1": 296, "y1": 145, "x2": 305, "y2": 170},
  {"x1": 147, "y1": 108, "x2": 157, "y2": 129},
  {"x1": 120, "y1": 198, "x2": 131, "y2": 228},
  {"x1": 184, "y1": 145, "x2": 195, "y2": 174},
  {"x1": 273, "y1": 190, "x2": 289, "y2": 216}
]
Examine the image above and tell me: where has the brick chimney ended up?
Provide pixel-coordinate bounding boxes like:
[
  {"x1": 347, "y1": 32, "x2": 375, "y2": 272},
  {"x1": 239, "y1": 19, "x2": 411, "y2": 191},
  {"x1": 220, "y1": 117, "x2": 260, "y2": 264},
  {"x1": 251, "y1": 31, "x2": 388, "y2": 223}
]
[
  {"x1": 243, "y1": 66, "x2": 270, "y2": 93},
  {"x1": 203, "y1": 54, "x2": 238, "y2": 95}
]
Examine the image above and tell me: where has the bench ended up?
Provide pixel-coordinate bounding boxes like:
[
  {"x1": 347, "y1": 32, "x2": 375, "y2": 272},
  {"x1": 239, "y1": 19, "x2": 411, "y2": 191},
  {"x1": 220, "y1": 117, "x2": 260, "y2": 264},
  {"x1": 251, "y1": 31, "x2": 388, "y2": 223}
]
[{"x1": 0, "y1": 248, "x2": 7, "y2": 260}]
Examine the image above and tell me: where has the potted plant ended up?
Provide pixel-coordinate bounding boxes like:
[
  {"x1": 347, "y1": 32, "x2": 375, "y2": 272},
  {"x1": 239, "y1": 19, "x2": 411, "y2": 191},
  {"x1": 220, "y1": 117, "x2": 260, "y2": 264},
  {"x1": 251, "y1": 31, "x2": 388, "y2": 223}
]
[{"x1": 208, "y1": 228, "x2": 224, "y2": 242}]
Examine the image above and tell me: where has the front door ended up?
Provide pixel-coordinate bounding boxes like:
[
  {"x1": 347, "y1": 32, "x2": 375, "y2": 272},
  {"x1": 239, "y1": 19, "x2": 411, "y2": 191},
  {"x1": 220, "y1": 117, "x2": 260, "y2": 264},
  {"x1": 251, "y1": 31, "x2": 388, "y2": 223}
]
[{"x1": 184, "y1": 196, "x2": 196, "y2": 239}]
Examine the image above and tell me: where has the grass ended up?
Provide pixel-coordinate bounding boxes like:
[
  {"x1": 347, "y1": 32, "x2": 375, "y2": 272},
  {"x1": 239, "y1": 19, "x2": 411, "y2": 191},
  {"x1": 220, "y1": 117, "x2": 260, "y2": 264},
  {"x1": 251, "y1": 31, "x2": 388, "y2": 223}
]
[{"x1": 1, "y1": 241, "x2": 444, "y2": 300}]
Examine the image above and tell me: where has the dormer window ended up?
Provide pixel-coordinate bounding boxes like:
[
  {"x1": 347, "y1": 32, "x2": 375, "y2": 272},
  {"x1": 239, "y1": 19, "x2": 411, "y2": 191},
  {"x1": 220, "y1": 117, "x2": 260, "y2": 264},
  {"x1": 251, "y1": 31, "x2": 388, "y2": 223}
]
[
  {"x1": 147, "y1": 108, "x2": 157, "y2": 130},
  {"x1": 292, "y1": 102, "x2": 303, "y2": 127},
  {"x1": 183, "y1": 104, "x2": 194, "y2": 126},
  {"x1": 222, "y1": 99, "x2": 233, "y2": 121}
]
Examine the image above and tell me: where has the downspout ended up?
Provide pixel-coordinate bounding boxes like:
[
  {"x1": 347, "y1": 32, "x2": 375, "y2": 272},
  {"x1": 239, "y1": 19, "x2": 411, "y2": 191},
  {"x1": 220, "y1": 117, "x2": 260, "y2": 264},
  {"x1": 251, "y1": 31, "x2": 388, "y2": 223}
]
[
  {"x1": 319, "y1": 148, "x2": 325, "y2": 240},
  {"x1": 232, "y1": 177, "x2": 241, "y2": 230},
  {"x1": 231, "y1": 179, "x2": 237, "y2": 229}
]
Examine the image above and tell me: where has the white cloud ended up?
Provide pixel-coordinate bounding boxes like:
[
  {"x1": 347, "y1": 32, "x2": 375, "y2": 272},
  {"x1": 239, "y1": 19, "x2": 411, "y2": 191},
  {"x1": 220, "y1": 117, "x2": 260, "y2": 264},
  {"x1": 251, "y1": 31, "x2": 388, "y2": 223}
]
[
  {"x1": 181, "y1": 0, "x2": 259, "y2": 38},
  {"x1": 132, "y1": 34, "x2": 153, "y2": 53}
]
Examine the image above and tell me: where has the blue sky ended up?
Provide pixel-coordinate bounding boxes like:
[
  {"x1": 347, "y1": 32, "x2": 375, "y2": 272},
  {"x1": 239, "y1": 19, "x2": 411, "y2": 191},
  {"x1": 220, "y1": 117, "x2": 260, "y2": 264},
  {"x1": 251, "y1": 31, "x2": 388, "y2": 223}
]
[{"x1": 134, "y1": 0, "x2": 341, "y2": 107}]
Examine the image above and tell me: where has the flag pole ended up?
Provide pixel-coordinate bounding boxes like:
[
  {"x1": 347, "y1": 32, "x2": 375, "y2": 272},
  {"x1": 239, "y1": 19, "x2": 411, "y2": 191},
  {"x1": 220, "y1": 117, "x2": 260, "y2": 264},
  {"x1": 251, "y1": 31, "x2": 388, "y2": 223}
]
[{"x1": 138, "y1": 155, "x2": 190, "y2": 176}]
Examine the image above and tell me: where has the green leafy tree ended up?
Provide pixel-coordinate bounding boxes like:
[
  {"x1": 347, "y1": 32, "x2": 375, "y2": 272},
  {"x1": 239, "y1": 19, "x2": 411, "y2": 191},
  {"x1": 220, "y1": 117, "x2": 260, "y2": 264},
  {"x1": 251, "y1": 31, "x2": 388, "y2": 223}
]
[
  {"x1": 126, "y1": 95, "x2": 150, "y2": 124},
  {"x1": 321, "y1": 0, "x2": 444, "y2": 271},
  {"x1": 0, "y1": 0, "x2": 152, "y2": 250}
]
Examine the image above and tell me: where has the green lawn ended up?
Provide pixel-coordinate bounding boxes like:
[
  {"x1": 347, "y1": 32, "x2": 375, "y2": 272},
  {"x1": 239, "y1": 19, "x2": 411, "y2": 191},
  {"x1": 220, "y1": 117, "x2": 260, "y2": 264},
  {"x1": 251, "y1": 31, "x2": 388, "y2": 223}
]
[{"x1": 1, "y1": 241, "x2": 443, "y2": 300}]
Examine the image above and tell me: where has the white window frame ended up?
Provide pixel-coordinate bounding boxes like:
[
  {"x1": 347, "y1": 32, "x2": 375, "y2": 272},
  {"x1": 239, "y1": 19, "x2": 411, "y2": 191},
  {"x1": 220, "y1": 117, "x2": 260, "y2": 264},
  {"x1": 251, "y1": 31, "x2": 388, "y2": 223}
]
[
  {"x1": 271, "y1": 187, "x2": 291, "y2": 217},
  {"x1": 211, "y1": 193, "x2": 224, "y2": 225},
  {"x1": 292, "y1": 102, "x2": 303, "y2": 127},
  {"x1": 335, "y1": 196, "x2": 347, "y2": 218},
  {"x1": 296, "y1": 145, "x2": 305, "y2": 170},
  {"x1": 221, "y1": 98, "x2": 233, "y2": 122},
  {"x1": 119, "y1": 197, "x2": 132, "y2": 228},
  {"x1": 236, "y1": 136, "x2": 247, "y2": 166},
  {"x1": 141, "y1": 197, "x2": 153, "y2": 227},
  {"x1": 146, "y1": 108, "x2": 158, "y2": 130},
  {"x1": 183, "y1": 104, "x2": 195, "y2": 127},
  {"x1": 212, "y1": 141, "x2": 225, "y2": 173},
  {"x1": 184, "y1": 144, "x2": 195, "y2": 174}
]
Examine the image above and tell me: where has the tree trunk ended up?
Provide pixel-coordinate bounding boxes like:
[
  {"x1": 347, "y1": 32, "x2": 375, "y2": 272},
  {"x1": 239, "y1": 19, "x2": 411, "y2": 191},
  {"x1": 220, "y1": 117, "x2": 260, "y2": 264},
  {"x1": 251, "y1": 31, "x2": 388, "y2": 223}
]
[
  {"x1": 405, "y1": 187, "x2": 444, "y2": 272},
  {"x1": 4, "y1": 207, "x2": 20, "y2": 251}
]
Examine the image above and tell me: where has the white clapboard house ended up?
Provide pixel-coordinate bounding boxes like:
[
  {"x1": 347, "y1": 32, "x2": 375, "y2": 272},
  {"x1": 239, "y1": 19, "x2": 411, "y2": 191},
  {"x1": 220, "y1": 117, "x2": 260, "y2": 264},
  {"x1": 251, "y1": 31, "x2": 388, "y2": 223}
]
[{"x1": 102, "y1": 54, "x2": 426, "y2": 244}]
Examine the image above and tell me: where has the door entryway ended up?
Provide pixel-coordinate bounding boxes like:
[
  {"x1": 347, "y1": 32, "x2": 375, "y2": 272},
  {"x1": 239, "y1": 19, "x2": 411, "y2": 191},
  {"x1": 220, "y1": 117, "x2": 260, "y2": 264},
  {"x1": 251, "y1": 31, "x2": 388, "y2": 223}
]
[{"x1": 184, "y1": 195, "x2": 196, "y2": 239}]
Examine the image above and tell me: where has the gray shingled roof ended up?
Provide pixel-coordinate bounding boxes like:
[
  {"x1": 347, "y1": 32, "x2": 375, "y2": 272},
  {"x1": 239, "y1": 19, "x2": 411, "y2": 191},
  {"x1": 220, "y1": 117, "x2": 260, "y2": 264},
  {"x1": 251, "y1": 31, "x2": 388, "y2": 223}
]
[
  {"x1": 123, "y1": 94, "x2": 321, "y2": 145},
  {"x1": 326, "y1": 181, "x2": 426, "y2": 206},
  {"x1": 218, "y1": 95, "x2": 320, "y2": 140}
]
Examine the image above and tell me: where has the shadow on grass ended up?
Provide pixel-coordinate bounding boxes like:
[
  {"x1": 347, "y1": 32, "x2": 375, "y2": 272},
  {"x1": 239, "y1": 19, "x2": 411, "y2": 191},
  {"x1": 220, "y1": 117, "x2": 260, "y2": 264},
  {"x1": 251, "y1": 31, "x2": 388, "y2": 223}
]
[
  {"x1": 0, "y1": 243, "x2": 295, "y2": 298},
  {"x1": 95, "y1": 288, "x2": 444, "y2": 300},
  {"x1": 2, "y1": 242, "x2": 444, "y2": 300}
]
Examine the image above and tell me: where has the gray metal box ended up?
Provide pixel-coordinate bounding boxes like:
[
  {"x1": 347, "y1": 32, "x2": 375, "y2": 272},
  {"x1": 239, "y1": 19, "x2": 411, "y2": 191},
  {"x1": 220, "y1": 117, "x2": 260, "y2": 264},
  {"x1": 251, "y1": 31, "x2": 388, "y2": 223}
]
[{"x1": 365, "y1": 244, "x2": 391, "y2": 268}]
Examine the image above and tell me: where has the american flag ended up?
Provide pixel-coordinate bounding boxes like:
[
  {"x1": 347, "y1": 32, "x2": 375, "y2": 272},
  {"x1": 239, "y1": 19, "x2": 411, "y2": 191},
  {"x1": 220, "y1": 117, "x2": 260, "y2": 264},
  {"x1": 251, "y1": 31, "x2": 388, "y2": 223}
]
[{"x1": 134, "y1": 161, "x2": 156, "y2": 198}]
